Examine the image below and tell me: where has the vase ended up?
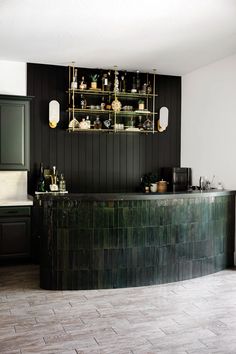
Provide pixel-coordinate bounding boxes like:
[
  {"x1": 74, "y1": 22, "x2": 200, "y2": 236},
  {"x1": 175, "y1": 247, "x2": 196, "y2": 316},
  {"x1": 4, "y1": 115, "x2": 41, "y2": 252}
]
[{"x1": 150, "y1": 183, "x2": 157, "y2": 193}]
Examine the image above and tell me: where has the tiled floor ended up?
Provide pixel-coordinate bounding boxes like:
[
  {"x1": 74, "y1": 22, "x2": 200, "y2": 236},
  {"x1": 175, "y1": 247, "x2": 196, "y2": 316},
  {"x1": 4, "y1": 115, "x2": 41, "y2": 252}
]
[{"x1": 1, "y1": 266, "x2": 236, "y2": 354}]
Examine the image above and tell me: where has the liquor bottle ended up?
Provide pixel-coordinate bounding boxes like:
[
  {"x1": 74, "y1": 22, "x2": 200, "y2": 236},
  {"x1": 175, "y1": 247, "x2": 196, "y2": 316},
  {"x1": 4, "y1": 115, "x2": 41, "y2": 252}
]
[
  {"x1": 106, "y1": 96, "x2": 112, "y2": 111},
  {"x1": 71, "y1": 68, "x2": 78, "y2": 89},
  {"x1": 136, "y1": 70, "x2": 140, "y2": 92},
  {"x1": 86, "y1": 115, "x2": 91, "y2": 129},
  {"x1": 137, "y1": 116, "x2": 143, "y2": 130},
  {"x1": 100, "y1": 96, "x2": 106, "y2": 110},
  {"x1": 59, "y1": 173, "x2": 66, "y2": 192},
  {"x1": 50, "y1": 166, "x2": 59, "y2": 191},
  {"x1": 107, "y1": 71, "x2": 112, "y2": 91},
  {"x1": 119, "y1": 74, "x2": 126, "y2": 93},
  {"x1": 37, "y1": 162, "x2": 45, "y2": 192},
  {"x1": 102, "y1": 73, "x2": 109, "y2": 91},
  {"x1": 80, "y1": 94, "x2": 87, "y2": 109},
  {"x1": 141, "y1": 83, "x2": 147, "y2": 94},
  {"x1": 94, "y1": 116, "x2": 102, "y2": 129},
  {"x1": 147, "y1": 81, "x2": 152, "y2": 94}
]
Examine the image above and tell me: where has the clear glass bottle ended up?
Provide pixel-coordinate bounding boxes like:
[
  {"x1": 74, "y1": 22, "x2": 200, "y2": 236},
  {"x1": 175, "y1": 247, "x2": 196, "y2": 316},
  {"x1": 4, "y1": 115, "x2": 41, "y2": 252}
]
[
  {"x1": 120, "y1": 74, "x2": 126, "y2": 92},
  {"x1": 71, "y1": 68, "x2": 78, "y2": 89},
  {"x1": 80, "y1": 94, "x2": 87, "y2": 109},
  {"x1": 103, "y1": 117, "x2": 112, "y2": 129},
  {"x1": 127, "y1": 115, "x2": 134, "y2": 127},
  {"x1": 86, "y1": 115, "x2": 91, "y2": 129},
  {"x1": 59, "y1": 173, "x2": 66, "y2": 192}
]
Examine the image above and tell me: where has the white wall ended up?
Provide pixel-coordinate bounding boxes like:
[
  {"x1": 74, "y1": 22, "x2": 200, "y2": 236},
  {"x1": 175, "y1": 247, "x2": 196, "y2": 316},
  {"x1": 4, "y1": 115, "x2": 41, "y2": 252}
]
[
  {"x1": 0, "y1": 60, "x2": 28, "y2": 198},
  {"x1": 0, "y1": 60, "x2": 26, "y2": 95},
  {"x1": 181, "y1": 53, "x2": 236, "y2": 189}
]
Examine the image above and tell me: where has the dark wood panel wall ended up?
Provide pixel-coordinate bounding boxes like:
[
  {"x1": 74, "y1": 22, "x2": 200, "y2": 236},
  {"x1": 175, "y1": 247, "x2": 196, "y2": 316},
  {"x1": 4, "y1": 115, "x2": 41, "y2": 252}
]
[{"x1": 27, "y1": 63, "x2": 181, "y2": 193}]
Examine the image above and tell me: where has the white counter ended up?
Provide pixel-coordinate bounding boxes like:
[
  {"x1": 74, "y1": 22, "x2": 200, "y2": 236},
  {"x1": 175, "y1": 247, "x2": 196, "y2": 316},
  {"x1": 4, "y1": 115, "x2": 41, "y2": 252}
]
[{"x1": 0, "y1": 195, "x2": 33, "y2": 207}]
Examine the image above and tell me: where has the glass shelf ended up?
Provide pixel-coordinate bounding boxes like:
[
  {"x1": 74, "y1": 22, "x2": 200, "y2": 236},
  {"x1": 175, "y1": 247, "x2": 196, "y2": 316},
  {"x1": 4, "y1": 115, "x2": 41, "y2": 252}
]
[
  {"x1": 67, "y1": 127, "x2": 157, "y2": 133},
  {"x1": 67, "y1": 88, "x2": 158, "y2": 98},
  {"x1": 67, "y1": 108, "x2": 157, "y2": 115}
]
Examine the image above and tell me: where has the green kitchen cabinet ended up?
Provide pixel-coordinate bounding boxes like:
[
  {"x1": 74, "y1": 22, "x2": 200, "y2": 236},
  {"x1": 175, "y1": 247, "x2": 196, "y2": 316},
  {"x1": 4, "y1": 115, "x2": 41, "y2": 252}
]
[
  {"x1": 0, "y1": 207, "x2": 31, "y2": 261},
  {"x1": 0, "y1": 95, "x2": 32, "y2": 170}
]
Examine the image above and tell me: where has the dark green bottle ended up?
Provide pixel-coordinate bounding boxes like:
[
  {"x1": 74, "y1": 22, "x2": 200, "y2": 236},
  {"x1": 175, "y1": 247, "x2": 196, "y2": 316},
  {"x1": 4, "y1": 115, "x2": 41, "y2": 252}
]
[{"x1": 37, "y1": 162, "x2": 45, "y2": 192}]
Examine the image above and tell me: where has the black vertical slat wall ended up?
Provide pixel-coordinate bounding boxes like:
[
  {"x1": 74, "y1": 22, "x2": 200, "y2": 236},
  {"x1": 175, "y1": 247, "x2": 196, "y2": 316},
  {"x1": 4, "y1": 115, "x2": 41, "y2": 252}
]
[{"x1": 27, "y1": 63, "x2": 181, "y2": 193}]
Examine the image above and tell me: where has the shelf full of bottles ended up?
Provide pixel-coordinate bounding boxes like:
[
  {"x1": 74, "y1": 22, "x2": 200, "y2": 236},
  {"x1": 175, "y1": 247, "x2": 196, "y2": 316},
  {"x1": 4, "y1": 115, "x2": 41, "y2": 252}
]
[{"x1": 67, "y1": 65, "x2": 158, "y2": 133}]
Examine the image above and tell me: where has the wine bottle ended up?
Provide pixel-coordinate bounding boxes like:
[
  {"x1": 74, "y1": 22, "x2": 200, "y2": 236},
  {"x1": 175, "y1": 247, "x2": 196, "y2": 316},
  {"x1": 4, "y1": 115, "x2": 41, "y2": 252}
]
[{"x1": 37, "y1": 162, "x2": 45, "y2": 192}]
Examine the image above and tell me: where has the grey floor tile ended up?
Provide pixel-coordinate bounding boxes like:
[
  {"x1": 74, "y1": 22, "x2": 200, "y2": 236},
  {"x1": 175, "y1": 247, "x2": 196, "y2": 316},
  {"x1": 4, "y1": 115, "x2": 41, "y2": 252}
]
[{"x1": 1, "y1": 265, "x2": 236, "y2": 353}]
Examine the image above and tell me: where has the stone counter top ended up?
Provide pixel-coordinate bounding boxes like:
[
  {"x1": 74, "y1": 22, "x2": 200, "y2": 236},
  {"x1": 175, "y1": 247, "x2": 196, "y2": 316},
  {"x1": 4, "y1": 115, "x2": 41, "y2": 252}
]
[
  {"x1": 0, "y1": 195, "x2": 33, "y2": 207},
  {"x1": 35, "y1": 190, "x2": 235, "y2": 202}
]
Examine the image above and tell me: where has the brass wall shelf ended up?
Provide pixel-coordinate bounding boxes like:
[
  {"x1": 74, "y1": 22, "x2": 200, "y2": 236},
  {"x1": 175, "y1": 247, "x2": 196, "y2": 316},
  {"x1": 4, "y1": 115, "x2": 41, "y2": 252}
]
[
  {"x1": 67, "y1": 65, "x2": 158, "y2": 134},
  {"x1": 67, "y1": 107, "x2": 157, "y2": 115},
  {"x1": 67, "y1": 88, "x2": 158, "y2": 98},
  {"x1": 67, "y1": 127, "x2": 157, "y2": 133}
]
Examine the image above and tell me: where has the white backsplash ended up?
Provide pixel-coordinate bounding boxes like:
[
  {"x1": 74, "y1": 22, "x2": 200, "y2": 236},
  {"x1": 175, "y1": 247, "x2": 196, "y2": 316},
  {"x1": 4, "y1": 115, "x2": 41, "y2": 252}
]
[{"x1": 0, "y1": 171, "x2": 28, "y2": 200}]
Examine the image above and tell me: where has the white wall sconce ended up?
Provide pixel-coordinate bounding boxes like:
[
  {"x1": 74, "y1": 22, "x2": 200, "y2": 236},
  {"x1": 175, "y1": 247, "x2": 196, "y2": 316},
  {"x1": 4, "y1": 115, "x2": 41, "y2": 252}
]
[
  {"x1": 49, "y1": 100, "x2": 60, "y2": 128},
  {"x1": 158, "y1": 106, "x2": 169, "y2": 132}
]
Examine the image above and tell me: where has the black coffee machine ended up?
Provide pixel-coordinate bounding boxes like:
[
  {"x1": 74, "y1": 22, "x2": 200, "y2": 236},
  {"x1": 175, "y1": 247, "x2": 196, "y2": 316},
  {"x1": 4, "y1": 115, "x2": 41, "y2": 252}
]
[{"x1": 161, "y1": 167, "x2": 192, "y2": 192}]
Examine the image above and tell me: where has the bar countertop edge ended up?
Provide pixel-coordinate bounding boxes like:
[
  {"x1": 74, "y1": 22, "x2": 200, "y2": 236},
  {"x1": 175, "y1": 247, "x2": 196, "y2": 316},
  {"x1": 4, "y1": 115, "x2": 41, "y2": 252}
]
[{"x1": 34, "y1": 190, "x2": 236, "y2": 201}]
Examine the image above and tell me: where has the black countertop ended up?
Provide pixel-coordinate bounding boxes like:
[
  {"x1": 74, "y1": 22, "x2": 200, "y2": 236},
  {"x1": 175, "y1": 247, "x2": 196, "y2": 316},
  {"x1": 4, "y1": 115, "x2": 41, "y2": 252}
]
[{"x1": 34, "y1": 190, "x2": 236, "y2": 201}]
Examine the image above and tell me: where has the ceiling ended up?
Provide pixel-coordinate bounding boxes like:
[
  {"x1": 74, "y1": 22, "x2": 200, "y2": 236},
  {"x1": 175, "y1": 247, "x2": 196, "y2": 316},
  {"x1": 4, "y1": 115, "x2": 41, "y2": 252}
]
[{"x1": 0, "y1": 0, "x2": 236, "y2": 75}]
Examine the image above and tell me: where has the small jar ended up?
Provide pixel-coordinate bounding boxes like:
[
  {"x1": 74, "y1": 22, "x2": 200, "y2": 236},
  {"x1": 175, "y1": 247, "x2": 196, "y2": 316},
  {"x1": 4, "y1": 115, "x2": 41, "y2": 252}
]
[
  {"x1": 157, "y1": 180, "x2": 167, "y2": 193},
  {"x1": 138, "y1": 100, "x2": 145, "y2": 110}
]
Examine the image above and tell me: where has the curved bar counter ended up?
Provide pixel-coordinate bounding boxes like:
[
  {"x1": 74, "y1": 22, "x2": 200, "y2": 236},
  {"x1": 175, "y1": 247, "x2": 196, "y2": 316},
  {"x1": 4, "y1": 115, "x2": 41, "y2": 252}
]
[{"x1": 36, "y1": 191, "x2": 235, "y2": 290}]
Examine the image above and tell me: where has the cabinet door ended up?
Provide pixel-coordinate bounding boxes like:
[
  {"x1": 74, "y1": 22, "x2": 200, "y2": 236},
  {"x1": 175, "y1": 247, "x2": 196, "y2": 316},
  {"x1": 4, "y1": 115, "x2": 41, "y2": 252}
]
[
  {"x1": 0, "y1": 97, "x2": 30, "y2": 170},
  {"x1": 0, "y1": 217, "x2": 31, "y2": 259}
]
